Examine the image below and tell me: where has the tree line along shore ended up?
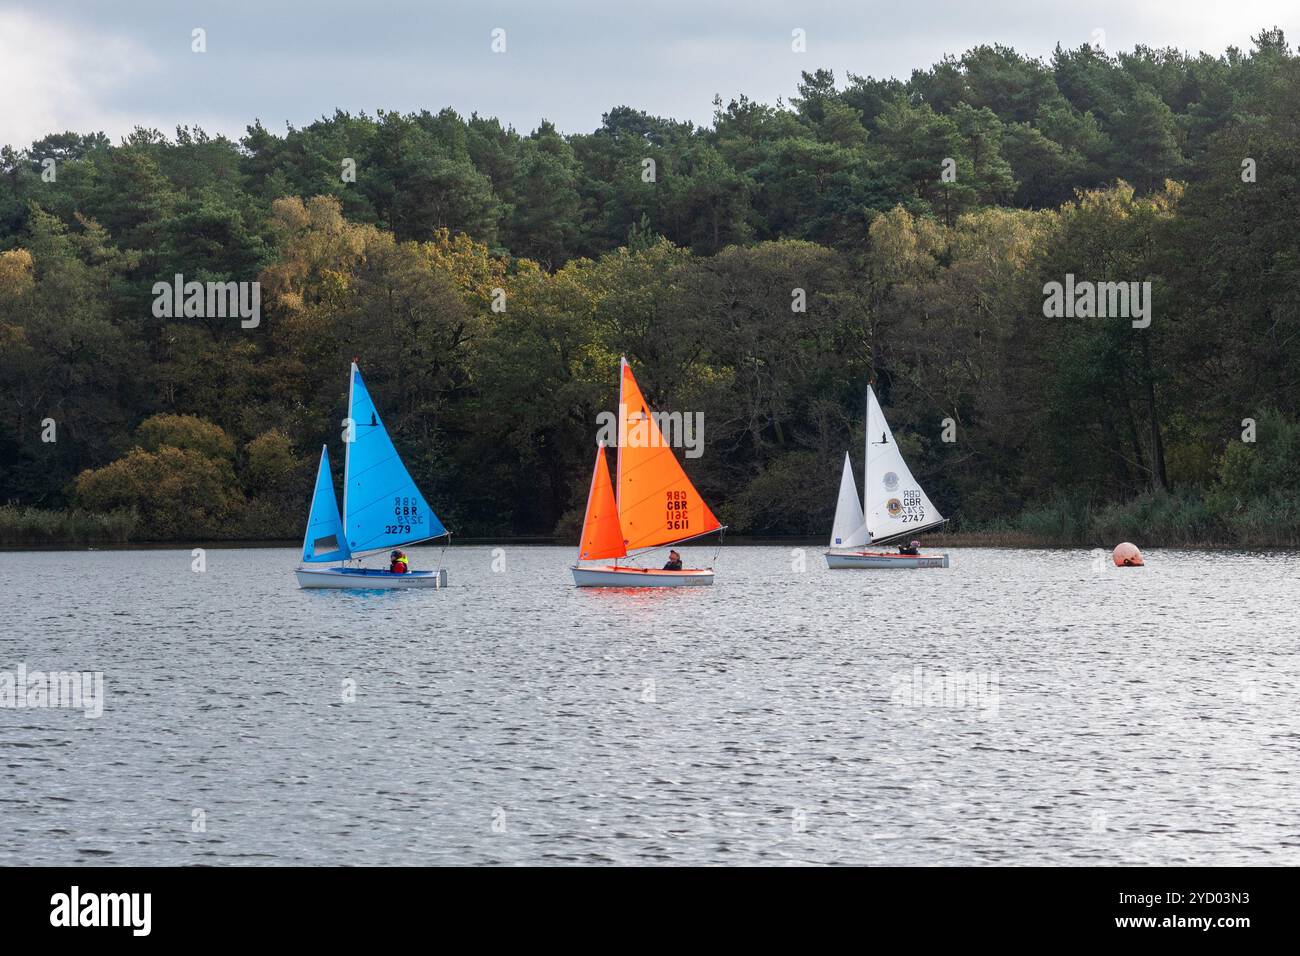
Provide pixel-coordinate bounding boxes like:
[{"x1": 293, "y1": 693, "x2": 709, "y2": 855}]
[{"x1": 2, "y1": 33, "x2": 1298, "y2": 548}]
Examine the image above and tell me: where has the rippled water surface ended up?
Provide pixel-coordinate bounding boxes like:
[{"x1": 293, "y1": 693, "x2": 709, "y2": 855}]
[{"x1": 1, "y1": 544, "x2": 1297, "y2": 865}]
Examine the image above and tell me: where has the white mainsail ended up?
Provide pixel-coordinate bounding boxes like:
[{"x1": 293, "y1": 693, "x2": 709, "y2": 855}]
[
  {"x1": 829, "y1": 452, "x2": 870, "y2": 548},
  {"x1": 863, "y1": 384, "x2": 943, "y2": 544}
]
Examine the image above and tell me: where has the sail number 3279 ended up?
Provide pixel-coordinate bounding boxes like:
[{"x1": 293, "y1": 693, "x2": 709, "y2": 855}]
[{"x1": 386, "y1": 497, "x2": 424, "y2": 536}]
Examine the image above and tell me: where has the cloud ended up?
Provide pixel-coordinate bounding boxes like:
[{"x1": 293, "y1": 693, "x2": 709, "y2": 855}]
[
  {"x1": 0, "y1": 9, "x2": 160, "y2": 147},
  {"x1": 0, "y1": 0, "x2": 1294, "y2": 147}
]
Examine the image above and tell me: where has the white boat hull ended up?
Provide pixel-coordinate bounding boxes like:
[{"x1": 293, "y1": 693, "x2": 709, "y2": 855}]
[
  {"x1": 296, "y1": 567, "x2": 448, "y2": 589},
  {"x1": 824, "y1": 550, "x2": 949, "y2": 570},
  {"x1": 572, "y1": 565, "x2": 714, "y2": 588}
]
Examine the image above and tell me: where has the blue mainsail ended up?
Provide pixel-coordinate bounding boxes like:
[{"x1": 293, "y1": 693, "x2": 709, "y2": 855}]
[
  {"x1": 342, "y1": 363, "x2": 447, "y2": 556},
  {"x1": 302, "y1": 446, "x2": 350, "y2": 563}
]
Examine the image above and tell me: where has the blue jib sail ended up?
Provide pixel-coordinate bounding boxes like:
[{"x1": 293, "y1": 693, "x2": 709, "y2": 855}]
[
  {"x1": 302, "y1": 445, "x2": 350, "y2": 563},
  {"x1": 343, "y1": 363, "x2": 447, "y2": 556}
]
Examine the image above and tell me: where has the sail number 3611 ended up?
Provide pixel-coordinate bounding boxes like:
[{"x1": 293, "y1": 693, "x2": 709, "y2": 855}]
[{"x1": 665, "y1": 490, "x2": 691, "y2": 531}]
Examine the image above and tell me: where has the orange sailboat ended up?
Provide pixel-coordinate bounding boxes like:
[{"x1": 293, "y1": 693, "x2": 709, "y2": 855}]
[{"x1": 571, "y1": 358, "x2": 724, "y2": 587}]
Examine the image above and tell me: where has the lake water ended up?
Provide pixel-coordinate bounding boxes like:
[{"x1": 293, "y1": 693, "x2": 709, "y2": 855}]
[{"x1": 1, "y1": 544, "x2": 1297, "y2": 865}]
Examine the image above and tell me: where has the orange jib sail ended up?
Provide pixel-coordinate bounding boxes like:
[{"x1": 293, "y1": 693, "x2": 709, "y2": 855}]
[
  {"x1": 578, "y1": 444, "x2": 627, "y2": 561},
  {"x1": 616, "y1": 359, "x2": 720, "y2": 551}
]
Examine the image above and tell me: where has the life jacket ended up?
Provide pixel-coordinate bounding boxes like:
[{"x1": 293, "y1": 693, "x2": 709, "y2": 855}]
[{"x1": 390, "y1": 556, "x2": 409, "y2": 574}]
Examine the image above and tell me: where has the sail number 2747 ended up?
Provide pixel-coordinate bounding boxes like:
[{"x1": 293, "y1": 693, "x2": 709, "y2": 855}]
[
  {"x1": 665, "y1": 490, "x2": 691, "y2": 532},
  {"x1": 899, "y1": 489, "x2": 926, "y2": 523}
]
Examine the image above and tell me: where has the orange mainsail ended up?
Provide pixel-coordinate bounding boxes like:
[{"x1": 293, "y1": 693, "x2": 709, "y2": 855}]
[
  {"x1": 616, "y1": 359, "x2": 721, "y2": 551},
  {"x1": 577, "y1": 444, "x2": 627, "y2": 561}
]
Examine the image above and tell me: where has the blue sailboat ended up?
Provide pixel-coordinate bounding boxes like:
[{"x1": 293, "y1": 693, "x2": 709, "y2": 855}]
[{"x1": 295, "y1": 362, "x2": 450, "y2": 589}]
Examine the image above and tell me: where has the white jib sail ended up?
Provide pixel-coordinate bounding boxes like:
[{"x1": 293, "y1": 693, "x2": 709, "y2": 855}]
[
  {"x1": 830, "y1": 451, "x2": 870, "y2": 548},
  {"x1": 864, "y1": 385, "x2": 943, "y2": 544}
]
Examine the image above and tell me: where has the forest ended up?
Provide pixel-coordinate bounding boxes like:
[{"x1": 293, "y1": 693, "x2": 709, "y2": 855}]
[{"x1": 1, "y1": 31, "x2": 1298, "y2": 546}]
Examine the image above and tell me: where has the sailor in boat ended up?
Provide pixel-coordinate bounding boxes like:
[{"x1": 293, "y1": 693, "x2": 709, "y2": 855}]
[
  {"x1": 897, "y1": 540, "x2": 920, "y2": 556},
  {"x1": 389, "y1": 550, "x2": 409, "y2": 574},
  {"x1": 662, "y1": 550, "x2": 683, "y2": 571}
]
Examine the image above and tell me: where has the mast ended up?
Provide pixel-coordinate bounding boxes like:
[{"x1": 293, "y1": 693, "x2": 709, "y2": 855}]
[
  {"x1": 341, "y1": 360, "x2": 357, "y2": 542},
  {"x1": 614, "y1": 355, "x2": 626, "y2": 510},
  {"x1": 863, "y1": 383, "x2": 872, "y2": 517},
  {"x1": 614, "y1": 356, "x2": 625, "y2": 566}
]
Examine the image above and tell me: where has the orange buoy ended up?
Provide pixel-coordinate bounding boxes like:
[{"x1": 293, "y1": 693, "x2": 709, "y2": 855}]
[{"x1": 1112, "y1": 542, "x2": 1143, "y2": 567}]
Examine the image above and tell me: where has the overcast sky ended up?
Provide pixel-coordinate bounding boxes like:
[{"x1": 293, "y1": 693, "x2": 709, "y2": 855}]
[{"x1": 1, "y1": 0, "x2": 1295, "y2": 147}]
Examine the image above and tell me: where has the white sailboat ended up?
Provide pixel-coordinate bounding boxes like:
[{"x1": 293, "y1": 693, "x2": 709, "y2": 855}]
[
  {"x1": 571, "y1": 357, "x2": 724, "y2": 587},
  {"x1": 295, "y1": 361, "x2": 450, "y2": 589},
  {"x1": 825, "y1": 383, "x2": 949, "y2": 569}
]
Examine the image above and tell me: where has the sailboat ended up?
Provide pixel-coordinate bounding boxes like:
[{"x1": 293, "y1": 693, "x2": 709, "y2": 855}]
[
  {"x1": 824, "y1": 383, "x2": 949, "y2": 569},
  {"x1": 571, "y1": 357, "x2": 724, "y2": 587},
  {"x1": 295, "y1": 361, "x2": 450, "y2": 589}
]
